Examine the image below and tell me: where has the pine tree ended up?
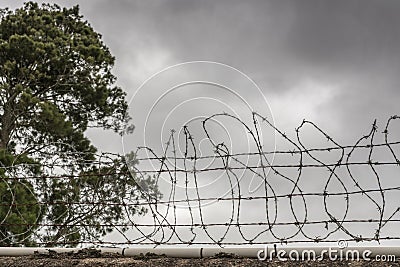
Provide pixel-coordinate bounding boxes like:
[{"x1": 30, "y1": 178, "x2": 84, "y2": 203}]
[{"x1": 0, "y1": 2, "x2": 157, "y2": 246}]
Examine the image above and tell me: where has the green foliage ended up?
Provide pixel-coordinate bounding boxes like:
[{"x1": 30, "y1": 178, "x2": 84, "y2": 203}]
[
  {"x1": 0, "y1": 2, "x2": 154, "y2": 246},
  {"x1": 42, "y1": 159, "x2": 161, "y2": 246},
  {"x1": 0, "y1": 180, "x2": 41, "y2": 246},
  {"x1": 0, "y1": 150, "x2": 42, "y2": 246},
  {"x1": 0, "y1": 2, "x2": 130, "y2": 153}
]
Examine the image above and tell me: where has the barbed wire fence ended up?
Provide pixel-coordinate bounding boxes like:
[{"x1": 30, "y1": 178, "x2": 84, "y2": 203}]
[{"x1": 1, "y1": 112, "x2": 400, "y2": 247}]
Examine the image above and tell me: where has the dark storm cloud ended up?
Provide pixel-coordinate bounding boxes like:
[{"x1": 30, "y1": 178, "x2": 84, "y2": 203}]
[
  {"x1": 77, "y1": 0, "x2": 400, "y2": 137},
  {"x1": 82, "y1": 0, "x2": 297, "y2": 91},
  {"x1": 286, "y1": 0, "x2": 400, "y2": 69},
  {"x1": 83, "y1": 1, "x2": 400, "y2": 81}
]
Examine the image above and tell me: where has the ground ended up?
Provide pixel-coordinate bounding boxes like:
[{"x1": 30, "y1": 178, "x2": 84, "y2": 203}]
[{"x1": 0, "y1": 250, "x2": 399, "y2": 267}]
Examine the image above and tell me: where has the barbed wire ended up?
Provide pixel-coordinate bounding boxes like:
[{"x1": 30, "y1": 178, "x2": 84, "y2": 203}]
[{"x1": 1, "y1": 112, "x2": 400, "y2": 247}]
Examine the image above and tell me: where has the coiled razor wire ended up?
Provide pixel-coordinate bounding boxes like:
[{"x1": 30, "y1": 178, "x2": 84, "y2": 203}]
[{"x1": 1, "y1": 112, "x2": 400, "y2": 246}]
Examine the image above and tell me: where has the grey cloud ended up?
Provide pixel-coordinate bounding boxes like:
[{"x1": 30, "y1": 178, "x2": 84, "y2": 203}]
[
  {"x1": 286, "y1": 0, "x2": 400, "y2": 65},
  {"x1": 13, "y1": 0, "x2": 394, "y2": 148}
]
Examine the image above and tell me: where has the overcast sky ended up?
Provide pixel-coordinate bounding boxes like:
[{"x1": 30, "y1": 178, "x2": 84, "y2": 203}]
[
  {"x1": 3, "y1": 0, "x2": 399, "y2": 143},
  {"x1": 2, "y1": 0, "x2": 400, "y2": 245}
]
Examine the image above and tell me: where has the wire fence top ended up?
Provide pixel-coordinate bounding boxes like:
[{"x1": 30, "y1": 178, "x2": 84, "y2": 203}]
[{"x1": 1, "y1": 112, "x2": 400, "y2": 247}]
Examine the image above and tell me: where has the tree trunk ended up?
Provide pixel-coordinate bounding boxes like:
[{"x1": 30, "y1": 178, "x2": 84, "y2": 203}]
[{"x1": 0, "y1": 103, "x2": 14, "y2": 151}]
